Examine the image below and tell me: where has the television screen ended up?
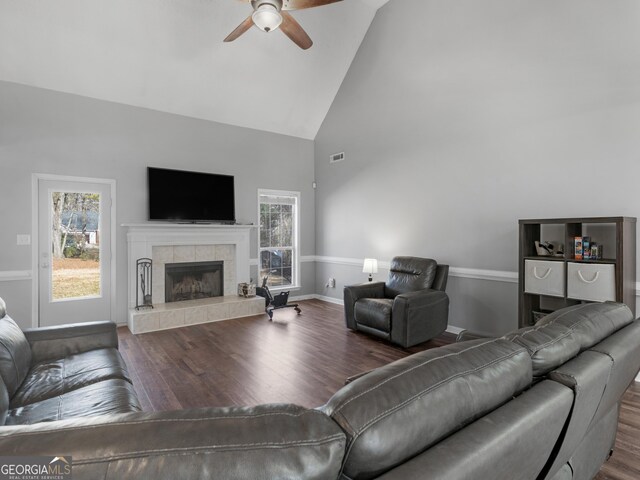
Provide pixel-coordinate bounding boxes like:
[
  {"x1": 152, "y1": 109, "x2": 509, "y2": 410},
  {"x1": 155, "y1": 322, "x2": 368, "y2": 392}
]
[{"x1": 148, "y1": 167, "x2": 235, "y2": 223}]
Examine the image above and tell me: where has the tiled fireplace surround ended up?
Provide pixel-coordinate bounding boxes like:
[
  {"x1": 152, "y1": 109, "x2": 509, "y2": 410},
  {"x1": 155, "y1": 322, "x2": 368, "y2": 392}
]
[{"x1": 125, "y1": 224, "x2": 264, "y2": 334}]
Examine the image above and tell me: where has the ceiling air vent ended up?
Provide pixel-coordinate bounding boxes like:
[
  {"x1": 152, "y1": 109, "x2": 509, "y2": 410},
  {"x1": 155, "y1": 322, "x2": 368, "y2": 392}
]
[{"x1": 330, "y1": 152, "x2": 345, "y2": 164}]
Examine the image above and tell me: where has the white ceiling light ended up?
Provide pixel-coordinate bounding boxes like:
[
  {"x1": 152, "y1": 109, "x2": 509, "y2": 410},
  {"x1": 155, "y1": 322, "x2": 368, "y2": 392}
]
[{"x1": 252, "y1": 3, "x2": 282, "y2": 32}]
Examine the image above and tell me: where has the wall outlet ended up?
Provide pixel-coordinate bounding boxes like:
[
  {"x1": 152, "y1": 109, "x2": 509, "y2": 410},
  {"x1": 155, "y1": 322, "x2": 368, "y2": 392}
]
[
  {"x1": 328, "y1": 278, "x2": 336, "y2": 288},
  {"x1": 16, "y1": 234, "x2": 31, "y2": 246}
]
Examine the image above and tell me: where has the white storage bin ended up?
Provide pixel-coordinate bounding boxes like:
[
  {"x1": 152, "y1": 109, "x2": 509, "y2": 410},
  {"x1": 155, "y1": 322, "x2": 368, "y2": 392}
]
[
  {"x1": 567, "y1": 262, "x2": 616, "y2": 302},
  {"x1": 524, "y1": 260, "x2": 566, "y2": 298}
]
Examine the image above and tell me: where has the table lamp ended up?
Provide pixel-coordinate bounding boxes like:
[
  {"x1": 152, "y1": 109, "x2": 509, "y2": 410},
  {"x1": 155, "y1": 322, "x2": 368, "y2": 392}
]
[{"x1": 362, "y1": 258, "x2": 378, "y2": 282}]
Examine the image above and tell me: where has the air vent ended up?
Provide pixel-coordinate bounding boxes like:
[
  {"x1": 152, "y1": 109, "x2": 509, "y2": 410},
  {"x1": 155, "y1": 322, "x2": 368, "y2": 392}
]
[{"x1": 330, "y1": 152, "x2": 345, "y2": 164}]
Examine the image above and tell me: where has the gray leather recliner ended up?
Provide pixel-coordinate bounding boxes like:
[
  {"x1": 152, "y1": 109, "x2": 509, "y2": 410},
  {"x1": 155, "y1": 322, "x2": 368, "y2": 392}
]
[{"x1": 343, "y1": 256, "x2": 449, "y2": 347}]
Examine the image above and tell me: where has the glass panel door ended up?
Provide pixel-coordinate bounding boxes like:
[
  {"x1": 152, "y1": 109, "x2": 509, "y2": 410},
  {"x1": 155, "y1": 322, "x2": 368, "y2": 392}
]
[
  {"x1": 51, "y1": 192, "x2": 102, "y2": 301},
  {"x1": 38, "y1": 179, "x2": 112, "y2": 327}
]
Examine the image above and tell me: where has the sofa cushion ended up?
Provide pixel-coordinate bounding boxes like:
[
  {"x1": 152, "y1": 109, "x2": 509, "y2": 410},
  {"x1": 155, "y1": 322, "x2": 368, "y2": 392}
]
[
  {"x1": 355, "y1": 298, "x2": 393, "y2": 332},
  {"x1": 322, "y1": 339, "x2": 532, "y2": 480},
  {"x1": 1, "y1": 404, "x2": 346, "y2": 480},
  {"x1": 385, "y1": 257, "x2": 437, "y2": 297},
  {"x1": 10, "y1": 348, "x2": 131, "y2": 408},
  {"x1": 0, "y1": 301, "x2": 32, "y2": 398},
  {"x1": 504, "y1": 302, "x2": 634, "y2": 377},
  {"x1": 5, "y1": 379, "x2": 141, "y2": 425}
]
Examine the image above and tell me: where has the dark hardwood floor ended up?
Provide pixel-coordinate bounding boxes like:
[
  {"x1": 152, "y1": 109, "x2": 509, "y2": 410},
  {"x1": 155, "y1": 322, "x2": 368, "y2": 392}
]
[
  {"x1": 118, "y1": 299, "x2": 640, "y2": 479},
  {"x1": 595, "y1": 381, "x2": 640, "y2": 480},
  {"x1": 118, "y1": 299, "x2": 454, "y2": 410}
]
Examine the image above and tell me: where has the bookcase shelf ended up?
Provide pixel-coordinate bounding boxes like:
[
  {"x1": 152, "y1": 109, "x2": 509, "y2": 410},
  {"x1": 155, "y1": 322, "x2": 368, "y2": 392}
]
[{"x1": 518, "y1": 217, "x2": 636, "y2": 327}]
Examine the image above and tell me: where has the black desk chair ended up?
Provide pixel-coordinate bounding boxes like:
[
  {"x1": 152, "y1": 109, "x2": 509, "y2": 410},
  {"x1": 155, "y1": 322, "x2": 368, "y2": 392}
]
[{"x1": 256, "y1": 276, "x2": 301, "y2": 320}]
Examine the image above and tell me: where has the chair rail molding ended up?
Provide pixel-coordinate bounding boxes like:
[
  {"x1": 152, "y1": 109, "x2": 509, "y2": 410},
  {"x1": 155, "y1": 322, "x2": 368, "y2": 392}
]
[
  {"x1": 0, "y1": 270, "x2": 32, "y2": 282},
  {"x1": 306, "y1": 256, "x2": 640, "y2": 293},
  {"x1": 313, "y1": 256, "x2": 518, "y2": 284},
  {"x1": 249, "y1": 255, "x2": 317, "y2": 267}
]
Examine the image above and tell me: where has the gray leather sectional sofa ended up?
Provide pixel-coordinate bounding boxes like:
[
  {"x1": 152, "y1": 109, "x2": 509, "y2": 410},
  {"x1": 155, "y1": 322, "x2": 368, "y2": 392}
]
[{"x1": 0, "y1": 296, "x2": 638, "y2": 480}]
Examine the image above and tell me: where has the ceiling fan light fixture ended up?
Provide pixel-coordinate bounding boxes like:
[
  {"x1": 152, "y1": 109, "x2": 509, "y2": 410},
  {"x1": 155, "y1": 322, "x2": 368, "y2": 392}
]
[{"x1": 252, "y1": 4, "x2": 283, "y2": 33}]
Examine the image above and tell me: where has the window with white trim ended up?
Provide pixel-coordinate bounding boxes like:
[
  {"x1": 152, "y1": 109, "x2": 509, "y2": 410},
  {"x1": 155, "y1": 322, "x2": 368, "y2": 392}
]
[{"x1": 258, "y1": 190, "x2": 300, "y2": 289}]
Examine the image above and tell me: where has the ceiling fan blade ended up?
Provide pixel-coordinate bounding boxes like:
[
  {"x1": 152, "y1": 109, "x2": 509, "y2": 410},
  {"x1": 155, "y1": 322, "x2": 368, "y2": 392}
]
[
  {"x1": 282, "y1": 0, "x2": 342, "y2": 11},
  {"x1": 280, "y1": 11, "x2": 313, "y2": 50},
  {"x1": 224, "y1": 15, "x2": 254, "y2": 42}
]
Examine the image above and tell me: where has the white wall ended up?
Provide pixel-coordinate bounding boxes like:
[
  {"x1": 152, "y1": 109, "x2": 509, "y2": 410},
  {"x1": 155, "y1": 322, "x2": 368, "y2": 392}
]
[
  {"x1": 314, "y1": 0, "x2": 640, "y2": 334},
  {"x1": 0, "y1": 81, "x2": 316, "y2": 328}
]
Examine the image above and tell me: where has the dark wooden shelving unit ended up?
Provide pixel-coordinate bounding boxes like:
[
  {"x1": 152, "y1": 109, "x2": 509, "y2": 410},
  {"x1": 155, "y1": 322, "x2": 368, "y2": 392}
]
[{"x1": 518, "y1": 216, "x2": 636, "y2": 327}]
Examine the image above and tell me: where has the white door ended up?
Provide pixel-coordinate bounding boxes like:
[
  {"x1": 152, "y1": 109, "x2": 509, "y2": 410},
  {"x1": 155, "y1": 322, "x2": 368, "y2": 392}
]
[{"x1": 38, "y1": 179, "x2": 113, "y2": 327}]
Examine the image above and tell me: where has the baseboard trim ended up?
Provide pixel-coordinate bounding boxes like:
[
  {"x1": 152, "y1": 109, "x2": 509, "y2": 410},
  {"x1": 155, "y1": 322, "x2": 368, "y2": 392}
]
[
  {"x1": 0, "y1": 270, "x2": 32, "y2": 282},
  {"x1": 289, "y1": 294, "x2": 317, "y2": 302},
  {"x1": 445, "y1": 325, "x2": 465, "y2": 335},
  {"x1": 313, "y1": 294, "x2": 344, "y2": 305}
]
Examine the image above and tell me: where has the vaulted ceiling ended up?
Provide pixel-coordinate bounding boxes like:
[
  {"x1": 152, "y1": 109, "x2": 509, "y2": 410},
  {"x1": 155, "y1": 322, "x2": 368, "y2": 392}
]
[{"x1": 0, "y1": 0, "x2": 390, "y2": 139}]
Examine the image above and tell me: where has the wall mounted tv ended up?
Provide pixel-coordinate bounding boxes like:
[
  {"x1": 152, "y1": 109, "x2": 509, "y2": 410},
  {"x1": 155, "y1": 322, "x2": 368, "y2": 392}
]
[{"x1": 148, "y1": 167, "x2": 235, "y2": 223}]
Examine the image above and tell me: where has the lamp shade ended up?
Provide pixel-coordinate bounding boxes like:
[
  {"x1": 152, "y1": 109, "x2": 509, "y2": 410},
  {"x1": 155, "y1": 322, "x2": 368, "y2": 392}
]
[
  {"x1": 252, "y1": 4, "x2": 282, "y2": 32},
  {"x1": 362, "y1": 258, "x2": 378, "y2": 274}
]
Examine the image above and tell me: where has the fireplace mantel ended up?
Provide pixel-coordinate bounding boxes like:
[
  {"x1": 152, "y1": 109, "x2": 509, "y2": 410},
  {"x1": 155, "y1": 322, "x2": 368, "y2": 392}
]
[{"x1": 123, "y1": 223, "x2": 256, "y2": 309}]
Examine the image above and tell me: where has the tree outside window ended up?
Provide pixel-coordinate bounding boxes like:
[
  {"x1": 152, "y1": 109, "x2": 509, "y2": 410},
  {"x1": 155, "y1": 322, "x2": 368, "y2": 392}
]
[{"x1": 258, "y1": 191, "x2": 299, "y2": 288}]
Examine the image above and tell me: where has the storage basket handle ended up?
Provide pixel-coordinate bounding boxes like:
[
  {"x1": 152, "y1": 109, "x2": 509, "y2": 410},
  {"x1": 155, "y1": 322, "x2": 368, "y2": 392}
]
[
  {"x1": 533, "y1": 267, "x2": 552, "y2": 280},
  {"x1": 577, "y1": 270, "x2": 600, "y2": 284}
]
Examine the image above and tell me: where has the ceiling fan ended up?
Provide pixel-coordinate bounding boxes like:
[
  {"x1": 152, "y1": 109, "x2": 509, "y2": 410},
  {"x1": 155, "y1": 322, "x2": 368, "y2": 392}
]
[{"x1": 224, "y1": 0, "x2": 343, "y2": 50}]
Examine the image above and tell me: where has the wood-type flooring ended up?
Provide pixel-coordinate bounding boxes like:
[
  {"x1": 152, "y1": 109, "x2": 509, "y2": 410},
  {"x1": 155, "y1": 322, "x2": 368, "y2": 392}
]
[{"x1": 118, "y1": 299, "x2": 640, "y2": 479}]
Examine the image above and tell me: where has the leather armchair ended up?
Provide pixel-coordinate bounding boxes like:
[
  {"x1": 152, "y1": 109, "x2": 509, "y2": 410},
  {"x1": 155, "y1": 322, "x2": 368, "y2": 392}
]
[{"x1": 344, "y1": 256, "x2": 449, "y2": 348}]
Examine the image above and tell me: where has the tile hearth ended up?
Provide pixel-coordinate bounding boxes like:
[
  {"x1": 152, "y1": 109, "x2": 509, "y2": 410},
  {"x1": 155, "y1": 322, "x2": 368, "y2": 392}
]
[{"x1": 128, "y1": 296, "x2": 265, "y2": 334}]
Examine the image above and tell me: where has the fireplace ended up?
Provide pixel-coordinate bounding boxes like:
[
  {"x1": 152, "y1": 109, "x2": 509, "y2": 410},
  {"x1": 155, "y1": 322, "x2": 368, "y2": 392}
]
[{"x1": 165, "y1": 261, "x2": 224, "y2": 303}]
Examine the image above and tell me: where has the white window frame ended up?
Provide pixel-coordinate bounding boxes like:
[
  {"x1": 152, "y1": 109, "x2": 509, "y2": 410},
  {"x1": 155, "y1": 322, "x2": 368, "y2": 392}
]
[{"x1": 257, "y1": 189, "x2": 300, "y2": 291}]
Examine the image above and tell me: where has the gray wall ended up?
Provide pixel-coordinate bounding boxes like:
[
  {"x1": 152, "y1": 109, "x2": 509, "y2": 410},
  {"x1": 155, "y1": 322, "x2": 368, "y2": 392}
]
[
  {"x1": 314, "y1": 0, "x2": 640, "y2": 334},
  {"x1": 0, "y1": 81, "x2": 315, "y2": 328}
]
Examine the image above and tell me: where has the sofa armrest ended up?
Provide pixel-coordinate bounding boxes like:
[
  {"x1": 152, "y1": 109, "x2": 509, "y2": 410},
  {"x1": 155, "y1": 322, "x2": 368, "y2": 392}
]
[
  {"x1": 23, "y1": 321, "x2": 118, "y2": 364},
  {"x1": 0, "y1": 405, "x2": 346, "y2": 480},
  {"x1": 391, "y1": 289, "x2": 449, "y2": 348},
  {"x1": 343, "y1": 282, "x2": 385, "y2": 330}
]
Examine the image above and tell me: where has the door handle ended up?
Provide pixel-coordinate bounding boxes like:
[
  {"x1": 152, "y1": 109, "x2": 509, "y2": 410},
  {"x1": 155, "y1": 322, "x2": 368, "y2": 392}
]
[{"x1": 41, "y1": 263, "x2": 49, "y2": 269}]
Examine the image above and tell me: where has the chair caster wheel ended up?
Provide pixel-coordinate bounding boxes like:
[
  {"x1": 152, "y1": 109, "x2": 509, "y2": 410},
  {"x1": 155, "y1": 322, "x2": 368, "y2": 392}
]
[{"x1": 295, "y1": 307, "x2": 301, "y2": 314}]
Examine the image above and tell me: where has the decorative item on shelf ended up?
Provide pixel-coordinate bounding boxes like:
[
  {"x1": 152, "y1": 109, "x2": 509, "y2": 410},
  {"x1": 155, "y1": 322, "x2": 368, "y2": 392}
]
[
  {"x1": 575, "y1": 236, "x2": 603, "y2": 260},
  {"x1": 362, "y1": 258, "x2": 378, "y2": 282},
  {"x1": 583, "y1": 236, "x2": 592, "y2": 260},
  {"x1": 135, "y1": 258, "x2": 153, "y2": 310},
  {"x1": 535, "y1": 241, "x2": 563, "y2": 257},
  {"x1": 237, "y1": 282, "x2": 256, "y2": 298},
  {"x1": 574, "y1": 236, "x2": 583, "y2": 260}
]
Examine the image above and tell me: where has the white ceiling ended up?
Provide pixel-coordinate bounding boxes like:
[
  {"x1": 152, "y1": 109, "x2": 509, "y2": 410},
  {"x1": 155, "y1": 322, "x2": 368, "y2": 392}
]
[{"x1": 0, "y1": 0, "x2": 390, "y2": 139}]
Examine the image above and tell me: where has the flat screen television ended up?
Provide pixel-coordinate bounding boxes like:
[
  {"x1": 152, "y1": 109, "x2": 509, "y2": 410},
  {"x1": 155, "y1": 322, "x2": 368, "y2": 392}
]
[{"x1": 148, "y1": 167, "x2": 235, "y2": 223}]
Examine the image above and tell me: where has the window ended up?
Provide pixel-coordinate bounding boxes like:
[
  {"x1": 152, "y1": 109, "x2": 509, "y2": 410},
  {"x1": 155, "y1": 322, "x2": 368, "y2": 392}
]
[{"x1": 258, "y1": 190, "x2": 300, "y2": 289}]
